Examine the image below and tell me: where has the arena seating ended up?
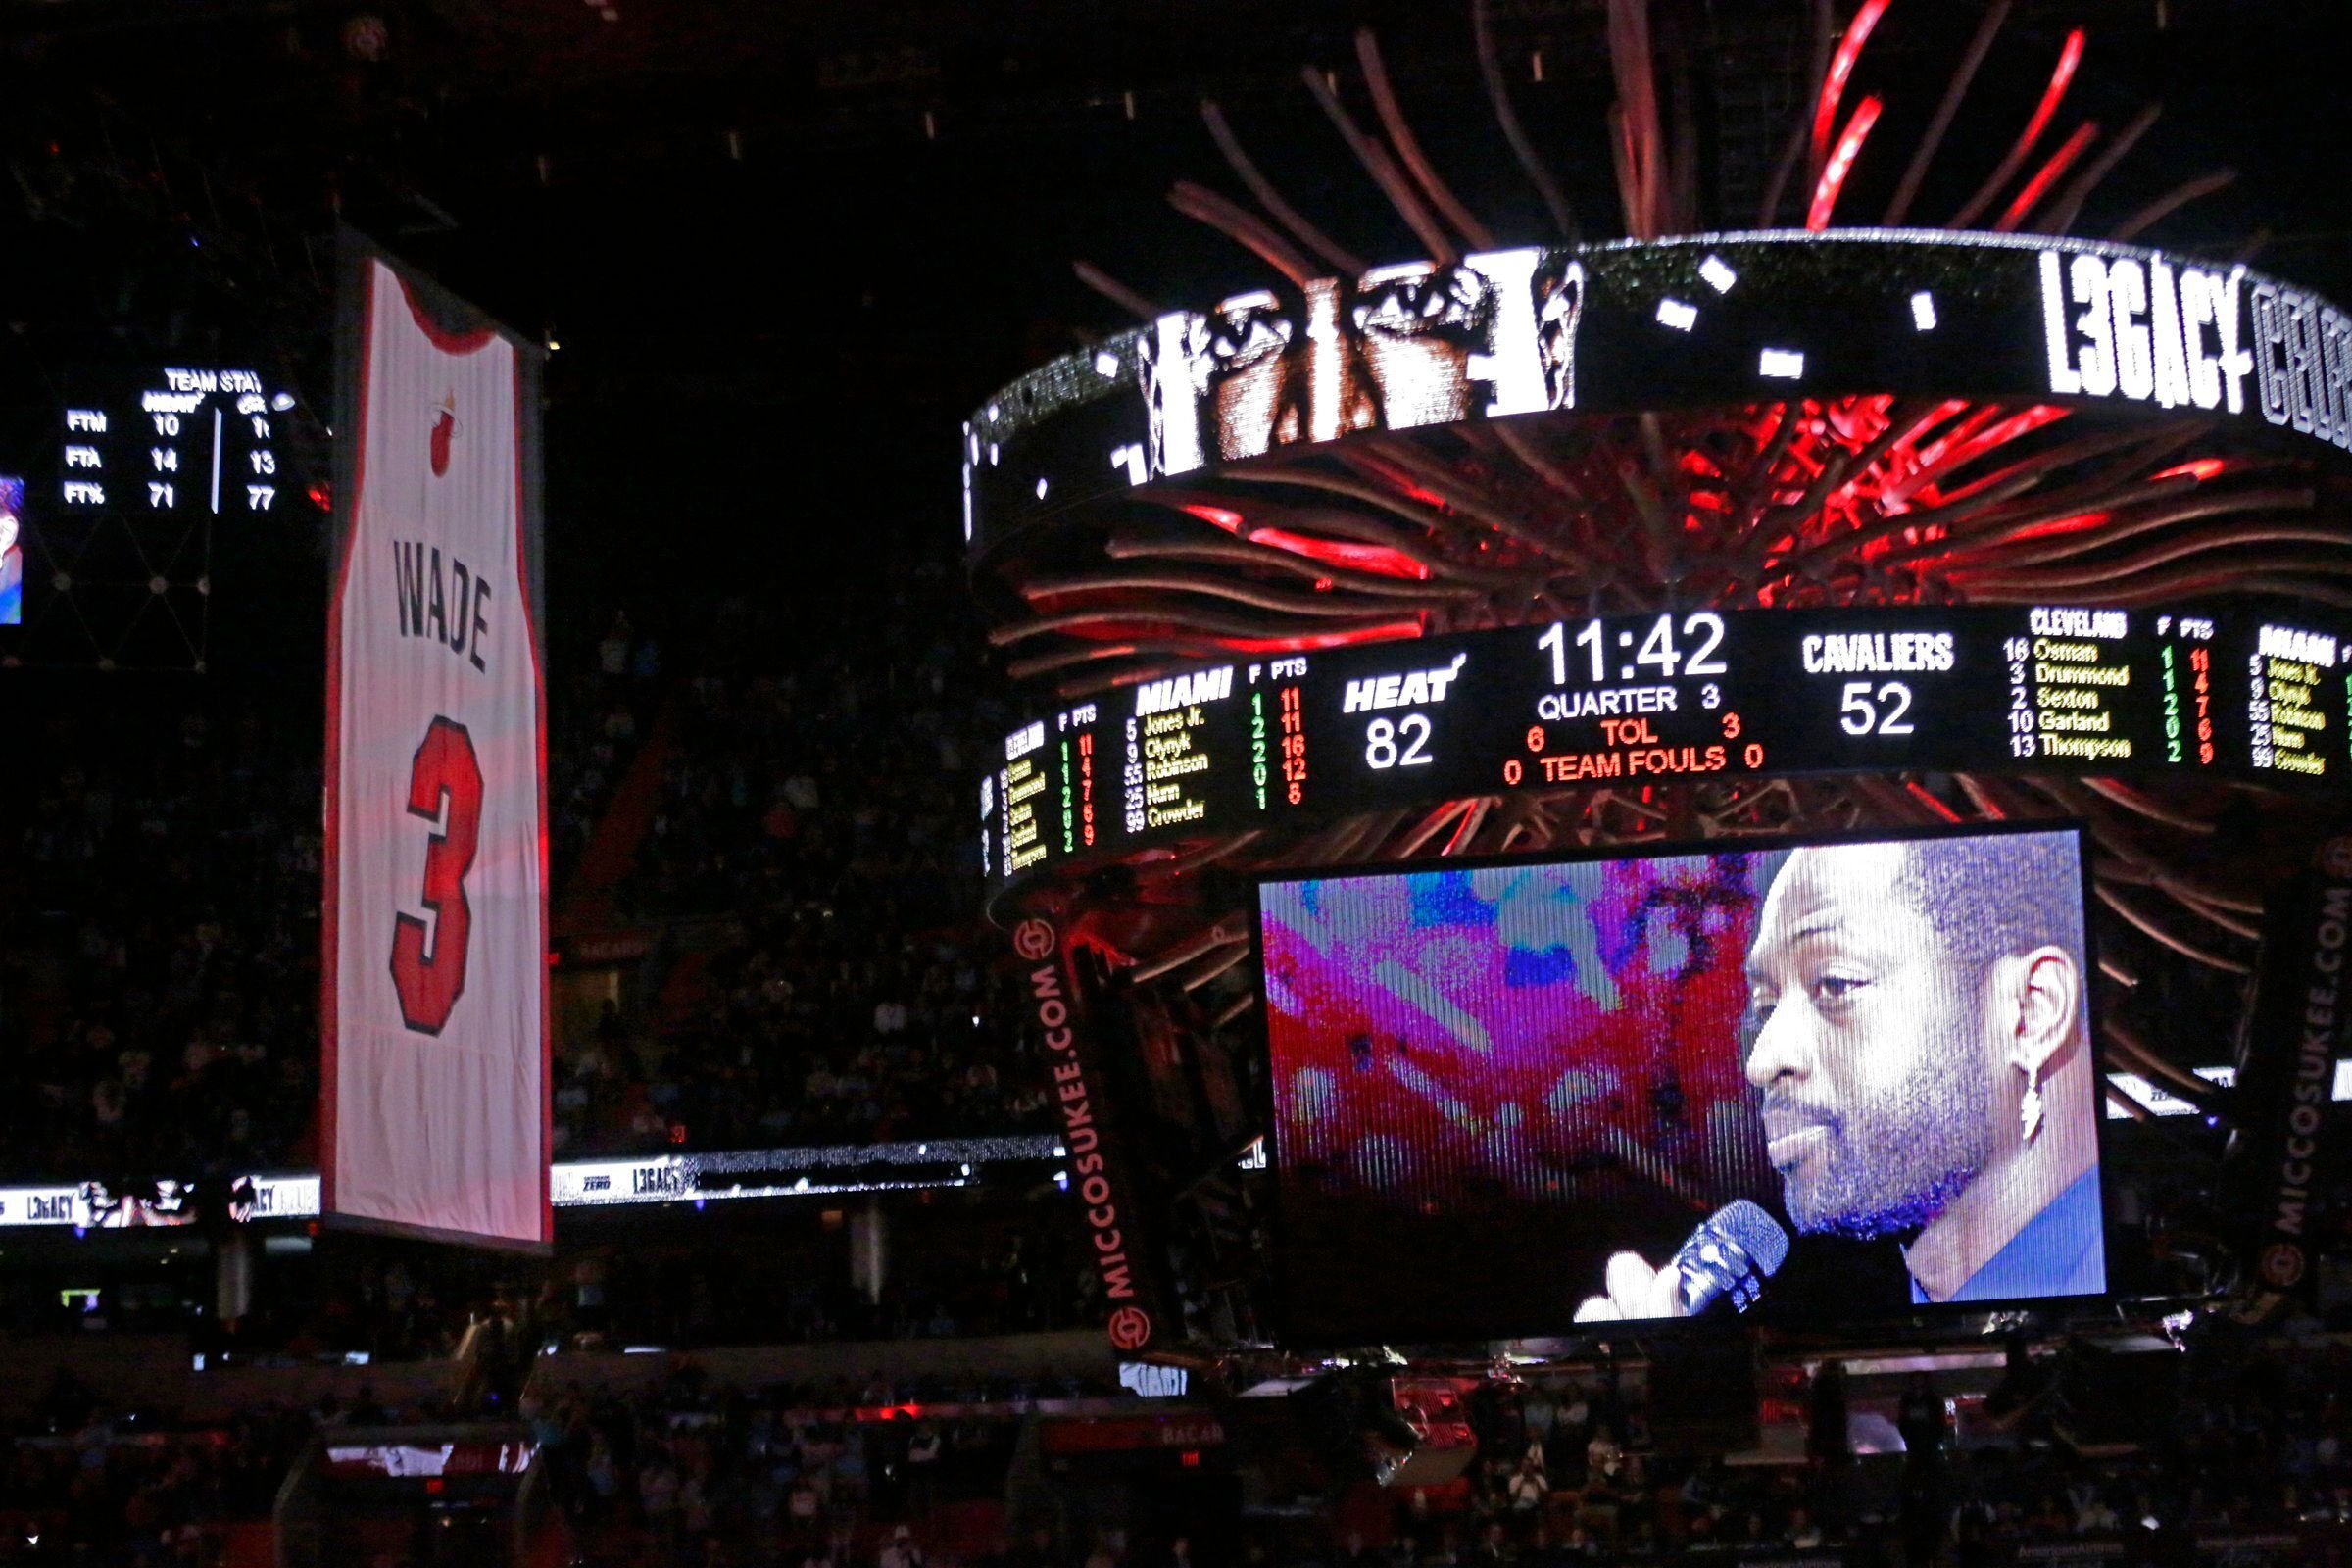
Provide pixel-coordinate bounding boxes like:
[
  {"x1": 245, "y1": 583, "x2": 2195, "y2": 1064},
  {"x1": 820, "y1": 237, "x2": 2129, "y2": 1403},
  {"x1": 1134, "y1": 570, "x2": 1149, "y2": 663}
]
[{"x1": 1, "y1": 559, "x2": 1049, "y2": 1185}]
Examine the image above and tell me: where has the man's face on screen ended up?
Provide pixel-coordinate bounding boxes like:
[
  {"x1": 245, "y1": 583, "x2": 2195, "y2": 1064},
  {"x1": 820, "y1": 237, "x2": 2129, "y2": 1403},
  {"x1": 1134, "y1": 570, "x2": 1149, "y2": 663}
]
[
  {"x1": 1200, "y1": 289, "x2": 1310, "y2": 461},
  {"x1": 1350, "y1": 263, "x2": 1488, "y2": 431},
  {"x1": 1199, "y1": 282, "x2": 1378, "y2": 462},
  {"x1": 1191, "y1": 266, "x2": 1491, "y2": 462},
  {"x1": 1740, "y1": 844, "x2": 1997, "y2": 1239}
]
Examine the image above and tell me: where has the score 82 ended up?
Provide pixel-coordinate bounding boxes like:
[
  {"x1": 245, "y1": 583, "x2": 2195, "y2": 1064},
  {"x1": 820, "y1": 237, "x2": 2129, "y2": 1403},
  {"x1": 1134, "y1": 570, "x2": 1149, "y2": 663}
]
[{"x1": 1364, "y1": 713, "x2": 1433, "y2": 769}]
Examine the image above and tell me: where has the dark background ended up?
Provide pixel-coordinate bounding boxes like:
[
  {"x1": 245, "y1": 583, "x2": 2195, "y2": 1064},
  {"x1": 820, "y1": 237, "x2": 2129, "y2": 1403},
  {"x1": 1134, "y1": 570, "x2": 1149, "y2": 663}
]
[
  {"x1": 0, "y1": 0, "x2": 2344, "y2": 704},
  {"x1": 0, "y1": 0, "x2": 2315, "y2": 1364}
]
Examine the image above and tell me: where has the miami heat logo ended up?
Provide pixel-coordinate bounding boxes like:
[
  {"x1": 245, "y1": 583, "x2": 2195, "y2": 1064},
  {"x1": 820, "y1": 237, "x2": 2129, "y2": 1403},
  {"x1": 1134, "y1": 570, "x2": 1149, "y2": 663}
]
[{"x1": 429, "y1": 392, "x2": 457, "y2": 477}]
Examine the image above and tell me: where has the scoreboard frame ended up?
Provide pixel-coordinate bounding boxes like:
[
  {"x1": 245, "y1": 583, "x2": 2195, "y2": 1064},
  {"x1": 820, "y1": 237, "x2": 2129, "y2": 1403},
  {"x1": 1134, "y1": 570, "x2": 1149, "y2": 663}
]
[{"x1": 981, "y1": 595, "x2": 2352, "y2": 906}]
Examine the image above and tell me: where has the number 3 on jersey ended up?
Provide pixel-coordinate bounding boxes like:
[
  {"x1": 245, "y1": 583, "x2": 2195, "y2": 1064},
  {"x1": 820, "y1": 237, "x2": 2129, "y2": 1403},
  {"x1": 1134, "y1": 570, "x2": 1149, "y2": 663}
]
[{"x1": 390, "y1": 716, "x2": 483, "y2": 1034}]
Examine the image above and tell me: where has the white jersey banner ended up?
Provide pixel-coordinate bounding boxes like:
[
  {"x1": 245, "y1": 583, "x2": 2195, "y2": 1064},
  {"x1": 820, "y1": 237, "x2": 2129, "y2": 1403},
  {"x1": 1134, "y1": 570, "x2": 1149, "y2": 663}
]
[{"x1": 325, "y1": 247, "x2": 549, "y2": 1246}]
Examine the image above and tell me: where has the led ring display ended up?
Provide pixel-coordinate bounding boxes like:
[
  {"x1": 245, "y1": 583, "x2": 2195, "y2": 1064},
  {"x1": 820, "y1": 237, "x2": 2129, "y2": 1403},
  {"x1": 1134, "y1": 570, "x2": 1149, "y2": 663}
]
[
  {"x1": 981, "y1": 594, "x2": 2352, "y2": 901},
  {"x1": 960, "y1": 230, "x2": 2352, "y2": 568}
]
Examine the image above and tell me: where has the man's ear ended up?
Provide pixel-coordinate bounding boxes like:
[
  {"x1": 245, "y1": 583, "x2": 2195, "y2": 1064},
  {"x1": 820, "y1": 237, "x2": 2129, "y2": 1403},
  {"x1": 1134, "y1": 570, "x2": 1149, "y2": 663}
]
[{"x1": 2004, "y1": 944, "x2": 2082, "y2": 1081}]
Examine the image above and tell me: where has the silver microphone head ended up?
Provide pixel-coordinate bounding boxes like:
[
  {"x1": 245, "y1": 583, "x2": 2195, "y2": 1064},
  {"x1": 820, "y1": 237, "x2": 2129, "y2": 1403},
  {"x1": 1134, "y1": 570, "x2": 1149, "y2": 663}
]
[
  {"x1": 1712, "y1": 1200, "x2": 1790, "y2": 1278},
  {"x1": 1673, "y1": 1200, "x2": 1791, "y2": 1316}
]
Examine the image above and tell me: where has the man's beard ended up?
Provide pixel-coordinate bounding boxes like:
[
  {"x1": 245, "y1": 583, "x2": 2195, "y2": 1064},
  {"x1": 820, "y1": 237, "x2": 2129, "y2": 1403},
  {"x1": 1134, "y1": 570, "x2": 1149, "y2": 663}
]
[{"x1": 1772, "y1": 1027, "x2": 1997, "y2": 1240}]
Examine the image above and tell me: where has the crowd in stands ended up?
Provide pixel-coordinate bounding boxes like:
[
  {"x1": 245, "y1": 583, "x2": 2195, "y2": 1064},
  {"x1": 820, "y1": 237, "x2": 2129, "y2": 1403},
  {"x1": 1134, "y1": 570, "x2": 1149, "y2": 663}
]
[
  {"x1": 0, "y1": 1379, "x2": 334, "y2": 1564},
  {"x1": 549, "y1": 610, "x2": 662, "y2": 876},
  {"x1": 31, "y1": 540, "x2": 2352, "y2": 1568},
  {"x1": 289, "y1": 1202, "x2": 1104, "y2": 1364},
  {"x1": 0, "y1": 550, "x2": 1055, "y2": 1186},
  {"x1": 551, "y1": 936, "x2": 1050, "y2": 1158},
  {"x1": 560, "y1": 1208, "x2": 1105, "y2": 1350},
  {"x1": 1294, "y1": 1325, "x2": 2352, "y2": 1568},
  {"x1": 0, "y1": 1189, "x2": 1101, "y2": 1360},
  {"x1": 0, "y1": 1359, "x2": 1133, "y2": 1565},
  {"x1": 537, "y1": 1366, "x2": 1105, "y2": 1568},
  {"x1": 1, "y1": 699, "x2": 322, "y2": 1186},
  {"x1": 550, "y1": 564, "x2": 1052, "y2": 1158},
  {"x1": 4, "y1": 1306, "x2": 2352, "y2": 1562}
]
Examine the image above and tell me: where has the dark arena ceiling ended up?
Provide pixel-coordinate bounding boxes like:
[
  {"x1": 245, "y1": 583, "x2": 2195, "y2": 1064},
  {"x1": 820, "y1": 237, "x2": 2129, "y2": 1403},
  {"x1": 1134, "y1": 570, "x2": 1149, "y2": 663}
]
[
  {"x1": 2, "y1": 0, "x2": 2343, "y2": 336},
  {"x1": 5, "y1": 1, "x2": 2341, "y2": 604}
]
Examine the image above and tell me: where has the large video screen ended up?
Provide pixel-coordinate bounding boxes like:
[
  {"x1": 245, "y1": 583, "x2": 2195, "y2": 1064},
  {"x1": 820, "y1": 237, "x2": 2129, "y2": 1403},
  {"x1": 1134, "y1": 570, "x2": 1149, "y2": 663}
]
[
  {"x1": 964, "y1": 234, "x2": 2351, "y2": 563},
  {"x1": 1254, "y1": 826, "x2": 2107, "y2": 1345},
  {"x1": 0, "y1": 476, "x2": 22, "y2": 625}
]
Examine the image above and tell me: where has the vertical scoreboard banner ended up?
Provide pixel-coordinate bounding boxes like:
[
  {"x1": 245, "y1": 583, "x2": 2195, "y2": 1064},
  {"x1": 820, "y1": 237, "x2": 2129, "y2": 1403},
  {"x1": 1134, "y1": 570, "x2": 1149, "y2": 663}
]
[
  {"x1": 2229, "y1": 826, "x2": 2352, "y2": 1307},
  {"x1": 1012, "y1": 916, "x2": 1173, "y2": 1352},
  {"x1": 325, "y1": 235, "x2": 549, "y2": 1247}
]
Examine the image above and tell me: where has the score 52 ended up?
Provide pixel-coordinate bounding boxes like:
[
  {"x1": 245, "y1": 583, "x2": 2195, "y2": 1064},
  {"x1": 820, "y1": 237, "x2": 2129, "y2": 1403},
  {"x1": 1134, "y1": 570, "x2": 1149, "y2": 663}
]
[
  {"x1": 1838, "y1": 680, "x2": 1917, "y2": 737},
  {"x1": 1802, "y1": 630, "x2": 1952, "y2": 740}
]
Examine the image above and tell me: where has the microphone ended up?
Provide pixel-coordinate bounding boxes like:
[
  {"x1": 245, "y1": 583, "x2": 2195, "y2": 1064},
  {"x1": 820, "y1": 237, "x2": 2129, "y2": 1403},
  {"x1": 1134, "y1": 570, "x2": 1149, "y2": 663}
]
[{"x1": 1671, "y1": 1200, "x2": 1789, "y2": 1316}]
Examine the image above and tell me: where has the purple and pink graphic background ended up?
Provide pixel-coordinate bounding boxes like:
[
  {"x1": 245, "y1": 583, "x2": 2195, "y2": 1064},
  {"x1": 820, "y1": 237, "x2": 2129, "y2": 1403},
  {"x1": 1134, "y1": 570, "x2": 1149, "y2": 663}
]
[{"x1": 1261, "y1": 853, "x2": 1782, "y2": 1222}]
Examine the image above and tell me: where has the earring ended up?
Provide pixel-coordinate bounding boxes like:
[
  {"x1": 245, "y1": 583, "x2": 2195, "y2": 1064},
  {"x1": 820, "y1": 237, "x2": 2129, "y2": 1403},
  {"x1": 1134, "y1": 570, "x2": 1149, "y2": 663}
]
[{"x1": 2020, "y1": 1077, "x2": 2045, "y2": 1144}]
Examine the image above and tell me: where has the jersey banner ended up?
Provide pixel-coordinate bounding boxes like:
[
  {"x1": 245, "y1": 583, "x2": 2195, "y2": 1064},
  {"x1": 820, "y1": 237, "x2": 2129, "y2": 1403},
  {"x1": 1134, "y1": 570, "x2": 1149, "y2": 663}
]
[{"x1": 324, "y1": 236, "x2": 549, "y2": 1247}]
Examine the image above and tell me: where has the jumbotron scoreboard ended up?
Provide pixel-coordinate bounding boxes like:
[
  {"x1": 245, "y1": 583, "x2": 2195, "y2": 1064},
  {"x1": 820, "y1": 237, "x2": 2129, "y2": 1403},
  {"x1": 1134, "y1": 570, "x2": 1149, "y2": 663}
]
[
  {"x1": 58, "y1": 365, "x2": 295, "y2": 519},
  {"x1": 7, "y1": 362, "x2": 303, "y2": 667},
  {"x1": 969, "y1": 228, "x2": 2352, "y2": 905},
  {"x1": 980, "y1": 596, "x2": 2344, "y2": 893}
]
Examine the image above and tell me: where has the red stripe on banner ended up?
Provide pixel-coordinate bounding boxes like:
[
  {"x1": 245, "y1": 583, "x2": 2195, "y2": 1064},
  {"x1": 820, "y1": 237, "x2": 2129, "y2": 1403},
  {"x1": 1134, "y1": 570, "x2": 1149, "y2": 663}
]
[
  {"x1": 396, "y1": 270, "x2": 499, "y2": 355},
  {"x1": 514, "y1": 367, "x2": 553, "y2": 1244},
  {"x1": 321, "y1": 263, "x2": 383, "y2": 1218}
]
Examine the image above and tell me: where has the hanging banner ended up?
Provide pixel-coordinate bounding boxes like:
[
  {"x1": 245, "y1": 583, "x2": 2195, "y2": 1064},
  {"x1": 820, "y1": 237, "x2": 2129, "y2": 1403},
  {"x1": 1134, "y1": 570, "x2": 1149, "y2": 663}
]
[
  {"x1": 1014, "y1": 916, "x2": 1174, "y2": 1351},
  {"x1": 324, "y1": 233, "x2": 549, "y2": 1247}
]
